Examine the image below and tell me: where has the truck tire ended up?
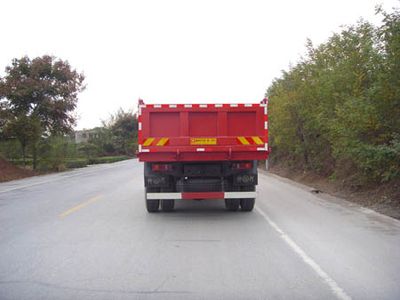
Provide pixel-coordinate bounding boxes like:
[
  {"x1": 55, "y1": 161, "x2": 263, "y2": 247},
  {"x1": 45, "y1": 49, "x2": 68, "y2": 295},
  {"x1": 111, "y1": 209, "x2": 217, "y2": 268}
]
[
  {"x1": 240, "y1": 198, "x2": 255, "y2": 211},
  {"x1": 161, "y1": 200, "x2": 175, "y2": 212},
  {"x1": 146, "y1": 200, "x2": 160, "y2": 212},
  {"x1": 145, "y1": 187, "x2": 159, "y2": 213},
  {"x1": 240, "y1": 185, "x2": 255, "y2": 212},
  {"x1": 225, "y1": 199, "x2": 240, "y2": 211}
]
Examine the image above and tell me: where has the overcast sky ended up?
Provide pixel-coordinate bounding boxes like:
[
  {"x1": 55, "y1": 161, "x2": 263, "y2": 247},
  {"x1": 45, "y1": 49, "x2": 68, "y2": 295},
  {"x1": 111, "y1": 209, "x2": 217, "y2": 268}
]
[{"x1": 1, "y1": 0, "x2": 398, "y2": 129}]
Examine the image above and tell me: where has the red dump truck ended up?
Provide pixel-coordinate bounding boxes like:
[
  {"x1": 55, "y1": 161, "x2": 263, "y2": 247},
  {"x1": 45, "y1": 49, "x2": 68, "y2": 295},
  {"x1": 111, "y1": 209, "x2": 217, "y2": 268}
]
[{"x1": 137, "y1": 99, "x2": 269, "y2": 212}]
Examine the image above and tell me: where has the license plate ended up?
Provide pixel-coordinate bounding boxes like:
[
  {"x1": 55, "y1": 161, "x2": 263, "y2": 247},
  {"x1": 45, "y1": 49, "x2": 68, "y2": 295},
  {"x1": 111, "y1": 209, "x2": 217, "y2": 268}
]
[{"x1": 190, "y1": 138, "x2": 217, "y2": 145}]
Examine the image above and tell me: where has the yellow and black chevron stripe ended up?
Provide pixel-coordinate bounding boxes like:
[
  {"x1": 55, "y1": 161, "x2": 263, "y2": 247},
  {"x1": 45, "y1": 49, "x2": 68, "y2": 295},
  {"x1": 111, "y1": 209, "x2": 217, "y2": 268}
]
[
  {"x1": 236, "y1": 136, "x2": 264, "y2": 145},
  {"x1": 142, "y1": 137, "x2": 169, "y2": 146}
]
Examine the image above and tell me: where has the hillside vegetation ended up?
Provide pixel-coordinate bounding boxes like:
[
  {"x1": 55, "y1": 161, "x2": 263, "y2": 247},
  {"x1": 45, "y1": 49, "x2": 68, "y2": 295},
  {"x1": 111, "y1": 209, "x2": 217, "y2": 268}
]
[{"x1": 267, "y1": 7, "x2": 399, "y2": 188}]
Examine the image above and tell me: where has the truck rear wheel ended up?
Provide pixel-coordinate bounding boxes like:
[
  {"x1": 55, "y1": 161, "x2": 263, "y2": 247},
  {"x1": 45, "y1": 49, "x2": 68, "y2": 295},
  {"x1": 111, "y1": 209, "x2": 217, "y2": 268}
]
[
  {"x1": 240, "y1": 198, "x2": 255, "y2": 211},
  {"x1": 240, "y1": 185, "x2": 255, "y2": 212},
  {"x1": 225, "y1": 199, "x2": 240, "y2": 211},
  {"x1": 161, "y1": 200, "x2": 175, "y2": 212},
  {"x1": 145, "y1": 187, "x2": 159, "y2": 213},
  {"x1": 146, "y1": 200, "x2": 160, "y2": 212}
]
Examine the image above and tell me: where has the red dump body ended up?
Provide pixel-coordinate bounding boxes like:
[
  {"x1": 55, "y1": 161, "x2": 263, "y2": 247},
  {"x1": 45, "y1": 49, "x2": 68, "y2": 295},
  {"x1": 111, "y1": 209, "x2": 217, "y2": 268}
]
[{"x1": 137, "y1": 99, "x2": 269, "y2": 162}]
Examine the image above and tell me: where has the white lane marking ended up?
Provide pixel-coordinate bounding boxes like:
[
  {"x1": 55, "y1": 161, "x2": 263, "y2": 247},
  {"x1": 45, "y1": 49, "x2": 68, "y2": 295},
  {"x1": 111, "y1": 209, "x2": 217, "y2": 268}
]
[
  {"x1": 0, "y1": 161, "x2": 134, "y2": 194},
  {"x1": 255, "y1": 206, "x2": 351, "y2": 300}
]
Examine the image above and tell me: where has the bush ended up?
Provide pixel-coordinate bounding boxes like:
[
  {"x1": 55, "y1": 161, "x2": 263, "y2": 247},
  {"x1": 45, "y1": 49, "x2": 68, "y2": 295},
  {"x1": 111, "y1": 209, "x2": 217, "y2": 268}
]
[
  {"x1": 37, "y1": 136, "x2": 69, "y2": 171},
  {"x1": 353, "y1": 137, "x2": 400, "y2": 183},
  {"x1": 78, "y1": 143, "x2": 100, "y2": 159},
  {"x1": 66, "y1": 158, "x2": 88, "y2": 169},
  {"x1": 0, "y1": 140, "x2": 22, "y2": 160},
  {"x1": 65, "y1": 156, "x2": 129, "y2": 169},
  {"x1": 9, "y1": 158, "x2": 33, "y2": 167},
  {"x1": 88, "y1": 156, "x2": 130, "y2": 165},
  {"x1": 2, "y1": 136, "x2": 131, "y2": 172}
]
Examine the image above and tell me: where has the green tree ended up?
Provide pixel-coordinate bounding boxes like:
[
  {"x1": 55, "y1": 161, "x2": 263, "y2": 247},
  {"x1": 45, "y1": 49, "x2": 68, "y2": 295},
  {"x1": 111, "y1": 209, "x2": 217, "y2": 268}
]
[
  {"x1": 0, "y1": 55, "x2": 85, "y2": 168},
  {"x1": 6, "y1": 116, "x2": 41, "y2": 166},
  {"x1": 38, "y1": 135, "x2": 69, "y2": 171},
  {"x1": 0, "y1": 101, "x2": 10, "y2": 139},
  {"x1": 78, "y1": 142, "x2": 100, "y2": 160},
  {"x1": 103, "y1": 108, "x2": 138, "y2": 155},
  {"x1": 88, "y1": 127, "x2": 116, "y2": 156},
  {"x1": 267, "y1": 8, "x2": 400, "y2": 184},
  {"x1": 374, "y1": 6, "x2": 400, "y2": 141}
]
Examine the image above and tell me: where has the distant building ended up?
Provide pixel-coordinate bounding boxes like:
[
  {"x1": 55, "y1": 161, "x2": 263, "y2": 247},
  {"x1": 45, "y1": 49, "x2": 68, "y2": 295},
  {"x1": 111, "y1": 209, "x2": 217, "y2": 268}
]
[{"x1": 74, "y1": 128, "x2": 101, "y2": 144}]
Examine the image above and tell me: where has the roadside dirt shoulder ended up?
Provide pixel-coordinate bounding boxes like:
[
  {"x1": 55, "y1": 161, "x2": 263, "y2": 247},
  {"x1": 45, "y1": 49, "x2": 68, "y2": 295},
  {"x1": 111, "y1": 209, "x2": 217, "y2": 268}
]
[
  {"x1": 0, "y1": 158, "x2": 37, "y2": 182},
  {"x1": 261, "y1": 165, "x2": 400, "y2": 220}
]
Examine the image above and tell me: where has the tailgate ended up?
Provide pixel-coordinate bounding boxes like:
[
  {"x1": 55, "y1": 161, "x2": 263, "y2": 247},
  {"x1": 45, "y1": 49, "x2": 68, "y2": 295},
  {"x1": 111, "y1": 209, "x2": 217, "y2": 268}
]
[{"x1": 137, "y1": 101, "x2": 269, "y2": 162}]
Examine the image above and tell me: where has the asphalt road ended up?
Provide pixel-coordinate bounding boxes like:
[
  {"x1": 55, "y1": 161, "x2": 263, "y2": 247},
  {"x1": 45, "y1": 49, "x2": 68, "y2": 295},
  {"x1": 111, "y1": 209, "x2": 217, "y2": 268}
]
[{"x1": 0, "y1": 159, "x2": 399, "y2": 300}]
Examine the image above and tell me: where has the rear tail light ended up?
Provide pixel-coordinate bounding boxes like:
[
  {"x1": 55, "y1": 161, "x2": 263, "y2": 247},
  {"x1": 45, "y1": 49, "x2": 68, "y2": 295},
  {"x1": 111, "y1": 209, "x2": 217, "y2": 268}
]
[
  {"x1": 232, "y1": 162, "x2": 253, "y2": 170},
  {"x1": 152, "y1": 163, "x2": 172, "y2": 172}
]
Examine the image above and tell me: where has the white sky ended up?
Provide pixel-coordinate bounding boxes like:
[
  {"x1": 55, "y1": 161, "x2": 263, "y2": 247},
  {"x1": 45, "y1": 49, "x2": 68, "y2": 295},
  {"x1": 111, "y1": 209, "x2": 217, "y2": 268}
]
[{"x1": 1, "y1": 0, "x2": 398, "y2": 129}]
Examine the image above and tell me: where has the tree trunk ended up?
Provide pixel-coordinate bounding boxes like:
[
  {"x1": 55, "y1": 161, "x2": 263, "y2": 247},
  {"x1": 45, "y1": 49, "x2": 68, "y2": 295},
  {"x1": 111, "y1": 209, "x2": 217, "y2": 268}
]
[
  {"x1": 32, "y1": 143, "x2": 37, "y2": 170},
  {"x1": 296, "y1": 124, "x2": 309, "y2": 166},
  {"x1": 22, "y1": 144, "x2": 26, "y2": 167}
]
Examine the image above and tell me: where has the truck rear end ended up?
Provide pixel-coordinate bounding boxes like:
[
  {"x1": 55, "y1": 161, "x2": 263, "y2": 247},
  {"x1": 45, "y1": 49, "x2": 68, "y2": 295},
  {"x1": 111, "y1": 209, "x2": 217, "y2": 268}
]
[{"x1": 137, "y1": 99, "x2": 269, "y2": 212}]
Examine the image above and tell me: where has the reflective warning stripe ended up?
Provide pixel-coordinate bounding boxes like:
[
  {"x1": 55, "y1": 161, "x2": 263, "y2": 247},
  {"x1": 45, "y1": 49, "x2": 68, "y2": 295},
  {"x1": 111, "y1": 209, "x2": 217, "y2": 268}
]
[
  {"x1": 156, "y1": 137, "x2": 169, "y2": 146},
  {"x1": 143, "y1": 136, "x2": 263, "y2": 146},
  {"x1": 143, "y1": 138, "x2": 155, "y2": 146},
  {"x1": 251, "y1": 136, "x2": 264, "y2": 145},
  {"x1": 237, "y1": 136, "x2": 264, "y2": 145},
  {"x1": 237, "y1": 136, "x2": 250, "y2": 145},
  {"x1": 142, "y1": 137, "x2": 169, "y2": 146},
  {"x1": 146, "y1": 191, "x2": 257, "y2": 200}
]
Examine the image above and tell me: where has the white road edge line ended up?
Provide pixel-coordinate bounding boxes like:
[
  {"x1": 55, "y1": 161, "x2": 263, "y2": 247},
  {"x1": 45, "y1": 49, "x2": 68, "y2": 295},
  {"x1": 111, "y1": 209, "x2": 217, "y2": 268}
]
[{"x1": 255, "y1": 206, "x2": 352, "y2": 300}]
